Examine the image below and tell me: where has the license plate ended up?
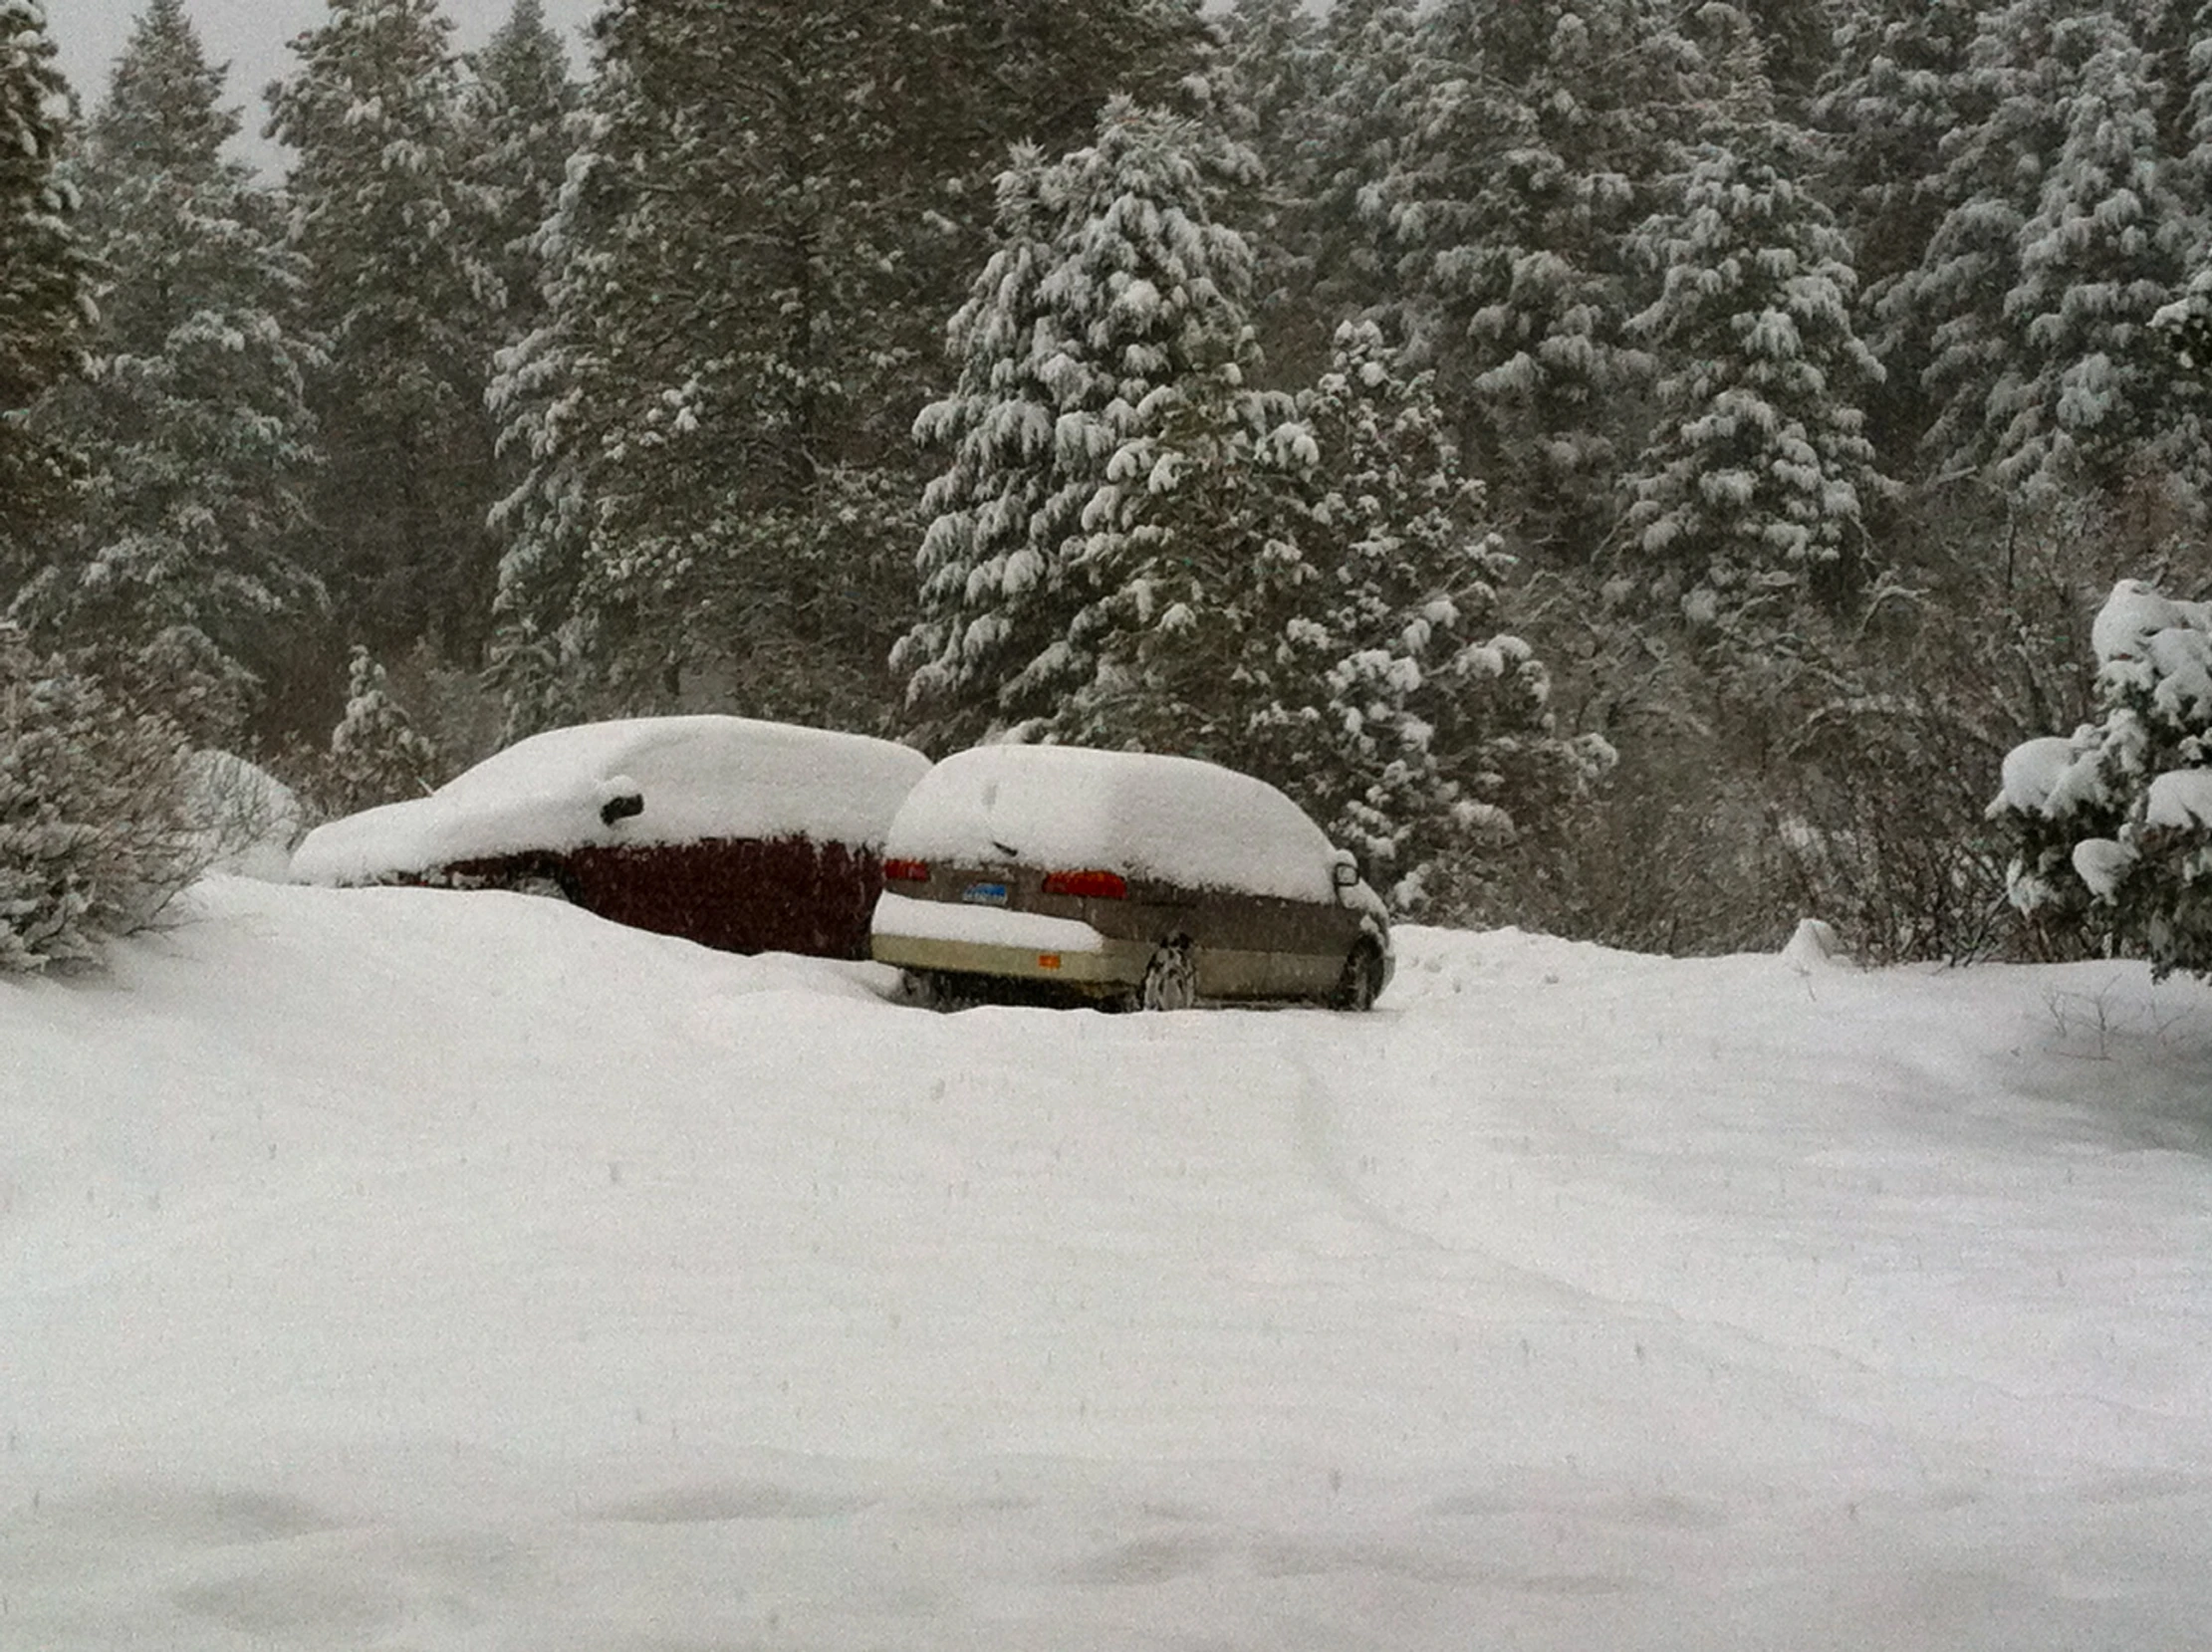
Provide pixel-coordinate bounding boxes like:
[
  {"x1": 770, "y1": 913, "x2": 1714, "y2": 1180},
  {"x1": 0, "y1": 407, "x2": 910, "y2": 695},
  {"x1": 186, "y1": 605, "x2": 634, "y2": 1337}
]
[{"x1": 960, "y1": 881, "x2": 1009, "y2": 906}]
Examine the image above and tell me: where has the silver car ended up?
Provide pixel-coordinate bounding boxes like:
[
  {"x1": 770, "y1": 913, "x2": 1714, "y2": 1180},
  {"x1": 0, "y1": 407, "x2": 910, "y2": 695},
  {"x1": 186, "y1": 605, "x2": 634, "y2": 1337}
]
[{"x1": 869, "y1": 745, "x2": 1391, "y2": 1010}]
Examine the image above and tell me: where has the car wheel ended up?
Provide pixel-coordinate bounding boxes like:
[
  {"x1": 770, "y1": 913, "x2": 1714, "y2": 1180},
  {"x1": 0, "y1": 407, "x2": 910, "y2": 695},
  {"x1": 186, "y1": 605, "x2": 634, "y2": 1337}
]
[
  {"x1": 904, "y1": 969, "x2": 970, "y2": 1011},
  {"x1": 1332, "y1": 941, "x2": 1384, "y2": 1012},
  {"x1": 505, "y1": 872, "x2": 576, "y2": 902},
  {"x1": 1138, "y1": 940, "x2": 1198, "y2": 1012}
]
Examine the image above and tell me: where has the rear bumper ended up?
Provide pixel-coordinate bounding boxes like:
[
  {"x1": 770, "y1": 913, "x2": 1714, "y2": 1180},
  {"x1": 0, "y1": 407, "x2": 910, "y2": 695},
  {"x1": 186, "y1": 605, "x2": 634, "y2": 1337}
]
[{"x1": 870, "y1": 893, "x2": 1150, "y2": 991}]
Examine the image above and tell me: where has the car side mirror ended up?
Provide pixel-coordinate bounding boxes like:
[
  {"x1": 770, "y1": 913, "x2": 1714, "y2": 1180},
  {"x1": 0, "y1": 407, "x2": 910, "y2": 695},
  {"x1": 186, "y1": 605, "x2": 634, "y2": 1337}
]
[
  {"x1": 1331, "y1": 855, "x2": 1359, "y2": 890},
  {"x1": 600, "y1": 790, "x2": 643, "y2": 826}
]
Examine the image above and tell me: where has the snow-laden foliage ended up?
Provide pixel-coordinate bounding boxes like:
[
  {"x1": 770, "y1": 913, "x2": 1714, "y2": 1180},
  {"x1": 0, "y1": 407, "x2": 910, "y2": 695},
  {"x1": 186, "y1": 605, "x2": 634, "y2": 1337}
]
[
  {"x1": 1291, "y1": 0, "x2": 1429, "y2": 330},
  {"x1": 1992, "y1": 578, "x2": 2212, "y2": 979},
  {"x1": 1815, "y1": 0, "x2": 1989, "y2": 467},
  {"x1": 0, "y1": 0, "x2": 95, "y2": 582},
  {"x1": 15, "y1": 0, "x2": 323, "y2": 743},
  {"x1": 1619, "y1": 128, "x2": 1888, "y2": 628},
  {"x1": 323, "y1": 644, "x2": 442, "y2": 817},
  {"x1": 1252, "y1": 322, "x2": 1614, "y2": 913},
  {"x1": 1988, "y1": 9, "x2": 2198, "y2": 494},
  {"x1": 896, "y1": 97, "x2": 1278, "y2": 748},
  {"x1": 489, "y1": 0, "x2": 1209, "y2": 735},
  {"x1": 456, "y1": 0, "x2": 577, "y2": 354},
  {"x1": 0, "y1": 625, "x2": 198, "y2": 972},
  {"x1": 268, "y1": 0, "x2": 501, "y2": 658},
  {"x1": 1214, "y1": 0, "x2": 1327, "y2": 373},
  {"x1": 1379, "y1": 0, "x2": 1699, "y2": 564},
  {"x1": 1899, "y1": 0, "x2": 2199, "y2": 497}
]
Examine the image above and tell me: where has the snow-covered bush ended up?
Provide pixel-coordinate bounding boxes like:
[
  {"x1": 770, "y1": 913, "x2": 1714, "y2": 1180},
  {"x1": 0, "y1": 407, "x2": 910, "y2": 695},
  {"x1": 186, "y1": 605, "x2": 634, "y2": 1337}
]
[
  {"x1": 179, "y1": 749, "x2": 303, "y2": 881},
  {"x1": 0, "y1": 627, "x2": 201, "y2": 972},
  {"x1": 322, "y1": 645, "x2": 443, "y2": 817},
  {"x1": 1990, "y1": 579, "x2": 2212, "y2": 979}
]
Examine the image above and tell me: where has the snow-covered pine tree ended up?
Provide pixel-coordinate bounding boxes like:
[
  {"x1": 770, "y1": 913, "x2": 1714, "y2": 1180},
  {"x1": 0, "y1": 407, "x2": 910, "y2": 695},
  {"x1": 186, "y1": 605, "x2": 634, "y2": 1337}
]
[
  {"x1": 1990, "y1": 579, "x2": 2212, "y2": 978},
  {"x1": 1253, "y1": 321, "x2": 1614, "y2": 914},
  {"x1": 323, "y1": 643, "x2": 441, "y2": 815},
  {"x1": 18, "y1": 0, "x2": 323, "y2": 745},
  {"x1": 268, "y1": 0, "x2": 502, "y2": 660},
  {"x1": 457, "y1": 0, "x2": 576, "y2": 358},
  {"x1": 1384, "y1": 0, "x2": 1700, "y2": 568},
  {"x1": 1739, "y1": 0, "x2": 1840, "y2": 113},
  {"x1": 1618, "y1": 71, "x2": 1887, "y2": 634},
  {"x1": 488, "y1": 0, "x2": 1210, "y2": 735},
  {"x1": 0, "y1": 623, "x2": 198, "y2": 972},
  {"x1": 1814, "y1": 0, "x2": 1992, "y2": 471},
  {"x1": 1899, "y1": 0, "x2": 2196, "y2": 496},
  {"x1": 0, "y1": 0, "x2": 95, "y2": 590},
  {"x1": 1215, "y1": 0, "x2": 1327, "y2": 378},
  {"x1": 1985, "y1": 8, "x2": 2198, "y2": 498},
  {"x1": 1295, "y1": 0, "x2": 1430, "y2": 332},
  {"x1": 895, "y1": 98, "x2": 1288, "y2": 752}
]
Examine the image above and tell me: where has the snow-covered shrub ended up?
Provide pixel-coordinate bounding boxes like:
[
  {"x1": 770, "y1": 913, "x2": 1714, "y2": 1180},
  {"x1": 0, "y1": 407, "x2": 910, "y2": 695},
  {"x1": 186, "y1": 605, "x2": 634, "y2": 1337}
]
[
  {"x1": 0, "y1": 627, "x2": 201, "y2": 972},
  {"x1": 1990, "y1": 579, "x2": 2212, "y2": 979},
  {"x1": 179, "y1": 749, "x2": 303, "y2": 881},
  {"x1": 322, "y1": 645, "x2": 443, "y2": 817}
]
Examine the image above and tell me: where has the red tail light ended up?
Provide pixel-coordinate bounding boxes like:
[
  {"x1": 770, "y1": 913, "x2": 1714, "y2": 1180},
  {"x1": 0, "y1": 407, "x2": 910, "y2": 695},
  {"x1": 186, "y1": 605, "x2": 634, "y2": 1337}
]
[
  {"x1": 1041, "y1": 868, "x2": 1127, "y2": 900},
  {"x1": 882, "y1": 857, "x2": 930, "y2": 883}
]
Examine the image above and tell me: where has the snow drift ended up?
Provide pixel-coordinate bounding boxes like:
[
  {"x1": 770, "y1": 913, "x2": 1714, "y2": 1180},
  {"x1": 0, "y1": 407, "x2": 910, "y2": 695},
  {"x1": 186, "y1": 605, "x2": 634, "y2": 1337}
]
[{"x1": 4, "y1": 876, "x2": 2211, "y2": 1650}]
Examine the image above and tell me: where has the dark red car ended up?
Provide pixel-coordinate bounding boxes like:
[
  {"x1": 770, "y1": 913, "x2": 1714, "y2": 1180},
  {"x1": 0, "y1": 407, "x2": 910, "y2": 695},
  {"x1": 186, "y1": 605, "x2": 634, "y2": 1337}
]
[{"x1": 290, "y1": 716, "x2": 929, "y2": 959}]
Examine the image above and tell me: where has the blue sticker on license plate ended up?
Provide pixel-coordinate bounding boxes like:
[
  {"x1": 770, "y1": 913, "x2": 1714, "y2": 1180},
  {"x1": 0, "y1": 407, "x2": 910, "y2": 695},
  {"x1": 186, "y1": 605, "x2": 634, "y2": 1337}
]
[{"x1": 960, "y1": 880, "x2": 1010, "y2": 906}]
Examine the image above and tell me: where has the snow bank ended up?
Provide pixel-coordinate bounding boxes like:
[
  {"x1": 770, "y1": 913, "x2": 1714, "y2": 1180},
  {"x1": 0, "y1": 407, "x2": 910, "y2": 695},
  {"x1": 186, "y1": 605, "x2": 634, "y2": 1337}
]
[
  {"x1": 292, "y1": 716, "x2": 928, "y2": 884},
  {"x1": 9, "y1": 882, "x2": 2212, "y2": 1649},
  {"x1": 883, "y1": 742, "x2": 1342, "y2": 902}
]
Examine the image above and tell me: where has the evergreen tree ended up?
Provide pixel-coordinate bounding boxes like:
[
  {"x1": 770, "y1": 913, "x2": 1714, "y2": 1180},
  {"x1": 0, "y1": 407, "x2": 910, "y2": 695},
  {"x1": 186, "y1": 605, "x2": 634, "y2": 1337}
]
[
  {"x1": 490, "y1": 0, "x2": 1208, "y2": 734},
  {"x1": 1992, "y1": 579, "x2": 2212, "y2": 979},
  {"x1": 19, "y1": 0, "x2": 322, "y2": 744},
  {"x1": 1296, "y1": 0, "x2": 1429, "y2": 332},
  {"x1": 458, "y1": 0, "x2": 576, "y2": 356},
  {"x1": 268, "y1": 0, "x2": 501, "y2": 659},
  {"x1": 1987, "y1": 9, "x2": 2198, "y2": 496},
  {"x1": 1216, "y1": 0, "x2": 1326, "y2": 377},
  {"x1": 1619, "y1": 121, "x2": 1888, "y2": 630},
  {"x1": 1378, "y1": 0, "x2": 1707, "y2": 566},
  {"x1": 1899, "y1": 0, "x2": 2196, "y2": 494},
  {"x1": 0, "y1": 0, "x2": 95, "y2": 589},
  {"x1": 1254, "y1": 321, "x2": 1613, "y2": 913},
  {"x1": 323, "y1": 642, "x2": 441, "y2": 813},
  {"x1": 895, "y1": 99, "x2": 1283, "y2": 750},
  {"x1": 1814, "y1": 0, "x2": 1992, "y2": 469},
  {"x1": 1, "y1": 622, "x2": 197, "y2": 972},
  {"x1": 1741, "y1": 0, "x2": 1840, "y2": 113}
]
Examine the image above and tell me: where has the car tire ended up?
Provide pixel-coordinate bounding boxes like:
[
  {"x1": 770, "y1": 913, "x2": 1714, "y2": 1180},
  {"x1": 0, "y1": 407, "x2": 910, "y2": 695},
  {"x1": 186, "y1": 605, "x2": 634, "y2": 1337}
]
[
  {"x1": 1332, "y1": 941, "x2": 1384, "y2": 1012},
  {"x1": 1137, "y1": 940, "x2": 1198, "y2": 1012},
  {"x1": 905, "y1": 969, "x2": 969, "y2": 1011}
]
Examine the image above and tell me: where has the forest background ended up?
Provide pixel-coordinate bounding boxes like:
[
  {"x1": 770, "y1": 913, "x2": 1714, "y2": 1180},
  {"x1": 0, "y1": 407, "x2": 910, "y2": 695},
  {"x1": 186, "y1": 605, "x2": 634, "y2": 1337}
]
[{"x1": 4, "y1": 0, "x2": 2210, "y2": 972}]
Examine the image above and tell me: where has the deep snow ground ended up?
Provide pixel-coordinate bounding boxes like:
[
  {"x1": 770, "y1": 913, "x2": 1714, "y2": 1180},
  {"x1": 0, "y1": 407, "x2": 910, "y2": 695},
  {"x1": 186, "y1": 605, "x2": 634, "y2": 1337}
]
[{"x1": 4, "y1": 876, "x2": 2211, "y2": 1650}]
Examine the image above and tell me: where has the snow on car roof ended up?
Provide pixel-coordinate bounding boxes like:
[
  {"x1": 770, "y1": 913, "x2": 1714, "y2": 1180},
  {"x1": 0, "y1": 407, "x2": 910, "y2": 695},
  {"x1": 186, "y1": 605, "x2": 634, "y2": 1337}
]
[
  {"x1": 292, "y1": 716, "x2": 929, "y2": 885},
  {"x1": 883, "y1": 743, "x2": 1340, "y2": 903}
]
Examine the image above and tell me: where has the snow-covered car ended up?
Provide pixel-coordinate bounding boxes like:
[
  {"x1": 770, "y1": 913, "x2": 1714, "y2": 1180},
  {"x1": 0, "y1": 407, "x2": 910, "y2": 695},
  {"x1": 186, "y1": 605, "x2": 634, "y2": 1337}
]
[
  {"x1": 291, "y1": 716, "x2": 929, "y2": 959},
  {"x1": 869, "y1": 744, "x2": 1391, "y2": 1010}
]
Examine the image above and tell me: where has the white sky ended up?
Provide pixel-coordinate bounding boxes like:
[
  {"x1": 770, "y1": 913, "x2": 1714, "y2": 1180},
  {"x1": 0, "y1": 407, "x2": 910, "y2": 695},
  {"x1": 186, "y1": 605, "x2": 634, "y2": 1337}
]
[{"x1": 46, "y1": 0, "x2": 599, "y2": 165}]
